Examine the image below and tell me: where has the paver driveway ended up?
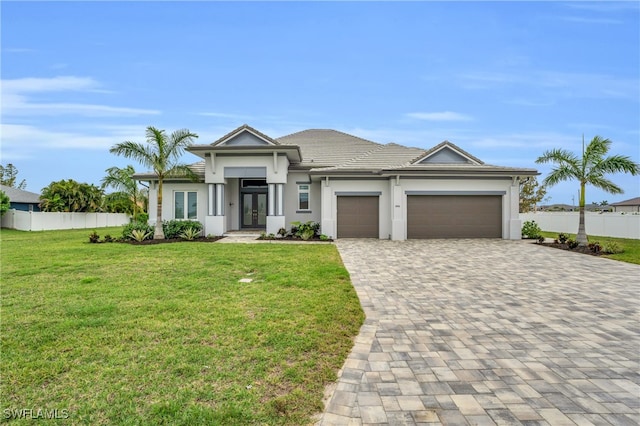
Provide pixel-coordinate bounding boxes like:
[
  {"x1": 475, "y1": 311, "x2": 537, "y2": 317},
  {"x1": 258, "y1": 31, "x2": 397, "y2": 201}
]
[{"x1": 319, "y1": 239, "x2": 640, "y2": 426}]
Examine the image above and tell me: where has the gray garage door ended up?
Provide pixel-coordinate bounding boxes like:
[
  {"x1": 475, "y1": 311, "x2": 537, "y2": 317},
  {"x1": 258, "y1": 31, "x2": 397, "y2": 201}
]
[
  {"x1": 407, "y1": 195, "x2": 502, "y2": 238},
  {"x1": 337, "y1": 196, "x2": 379, "y2": 238}
]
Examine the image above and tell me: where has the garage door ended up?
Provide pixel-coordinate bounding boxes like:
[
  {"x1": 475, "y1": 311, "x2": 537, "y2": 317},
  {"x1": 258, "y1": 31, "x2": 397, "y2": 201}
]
[
  {"x1": 407, "y1": 195, "x2": 502, "y2": 238},
  {"x1": 337, "y1": 196, "x2": 379, "y2": 238}
]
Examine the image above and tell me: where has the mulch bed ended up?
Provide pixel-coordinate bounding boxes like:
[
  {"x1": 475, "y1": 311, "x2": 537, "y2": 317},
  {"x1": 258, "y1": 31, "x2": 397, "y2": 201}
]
[
  {"x1": 528, "y1": 239, "x2": 603, "y2": 257},
  {"x1": 257, "y1": 236, "x2": 333, "y2": 242},
  {"x1": 126, "y1": 236, "x2": 224, "y2": 245}
]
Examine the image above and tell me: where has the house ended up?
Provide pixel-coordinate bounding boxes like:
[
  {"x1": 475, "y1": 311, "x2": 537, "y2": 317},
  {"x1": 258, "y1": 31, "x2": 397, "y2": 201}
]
[
  {"x1": 135, "y1": 125, "x2": 538, "y2": 240},
  {"x1": 0, "y1": 184, "x2": 41, "y2": 212},
  {"x1": 610, "y1": 197, "x2": 640, "y2": 213}
]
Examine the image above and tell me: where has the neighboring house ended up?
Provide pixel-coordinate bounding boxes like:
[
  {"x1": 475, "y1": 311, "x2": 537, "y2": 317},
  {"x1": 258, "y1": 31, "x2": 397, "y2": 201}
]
[
  {"x1": 610, "y1": 197, "x2": 640, "y2": 213},
  {"x1": 540, "y1": 204, "x2": 576, "y2": 212},
  {"x1": 135, "y1": 125, "x2": 538, "y2": 240},
  {"x1": 0, "y1": 184, "x2": 41, "y2": 212}
]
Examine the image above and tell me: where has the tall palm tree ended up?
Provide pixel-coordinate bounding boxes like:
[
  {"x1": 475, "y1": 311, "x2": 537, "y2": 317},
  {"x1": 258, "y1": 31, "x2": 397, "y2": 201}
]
[
  {"x1": 101, "y1": 165, "x2": 143, "y2": 220},
  {"x1": 109, "y1": 127, "x2": 199, "y2": 239},
  {"x1": 536, "y1": 135, "x2": 639, "y2": 245}
]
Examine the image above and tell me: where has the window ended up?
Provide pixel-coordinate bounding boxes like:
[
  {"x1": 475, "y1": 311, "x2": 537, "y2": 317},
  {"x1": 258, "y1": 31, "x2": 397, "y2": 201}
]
[
  {"x1": 174, "y1": 191, "x2": 197, "y2": 219},
  {"x1": 298, "y1": 184, "x2": 310, "y2": 210}
]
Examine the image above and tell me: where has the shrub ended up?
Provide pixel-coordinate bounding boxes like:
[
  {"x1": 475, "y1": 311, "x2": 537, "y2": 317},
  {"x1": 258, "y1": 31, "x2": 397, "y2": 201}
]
[
  {"x1": 567, "y1": 239, "x2": 579, "y2": 249},
  {"x1": 277, "y1": 227, "x2": 287, "y2": 237},
  {"x1": 521, "y1": 220, "x2": 542, "y2": 239},
  {"x1": 290, "y1": 221, "x2": 320, "y2": 240},
  {"x1": 134, "y1": 212, "x2": 149, "y2": 224},
  {"x1": 319, "y1": 234, "x2": 330, "y2": 241},
  {"x1": 180, "y1": 227, "x2": 201, "y2": 241},
  {"x1": 102, "y1": 234, "x2": 114, "y2": 243},
  {"x1": 130, "y1": 229, "x2": 153, "y2": 242},
  {"x1": 537, "y1": 235, "x2": 545, "y2": 244},
  {"x1": 557, "y1": 233, "x2": 569, "y2": 244},
  {"x1": 602, "y1": 241, "x2": 623, "y2": 254},
  {"x1": 88, "y1": 231, "x2": 100, "y2": 243},
  {"x1": 162, "y1": 220, "x2": 202, "y2": 239},
  {"x1": 588, "y1": 242, "x2": 601, "y2": 253},
  {"x1": 122, "y1": 222, "x2": 153, "y2": 240}
]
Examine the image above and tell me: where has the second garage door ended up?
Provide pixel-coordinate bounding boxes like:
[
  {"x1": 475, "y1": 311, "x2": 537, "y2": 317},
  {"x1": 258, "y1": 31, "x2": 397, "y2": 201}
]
[
  {"x1": 337, "y1": 196, "x2": 379, "y2": 238},
  {"x1": 407, "y1": 195, "x2": 502, "y2": 238}
]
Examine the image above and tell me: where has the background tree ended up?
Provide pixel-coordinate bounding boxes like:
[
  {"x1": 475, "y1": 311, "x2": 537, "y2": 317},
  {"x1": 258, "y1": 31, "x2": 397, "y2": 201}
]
[
  {"x1": 0, "y1": 190, "x2": 10, "y2": 216},
  {"x1": 0, "y1": 163, "x2": 27, "y2": 189},
  {"x1": 101, "y1": 165, "x2": 145, "y2": 220},
  {"x1": 519, "y1": 177, "x2": 547, "y2": 213},
  {"x1": 40, "y1": 179, "x2": 104, "y2": 212},
  {"x1": 109, "y1": 127, "x2": 198, "y2": 239},
  {"x1": 536, "y1": 135, "x2": 639, "y2": 245}
]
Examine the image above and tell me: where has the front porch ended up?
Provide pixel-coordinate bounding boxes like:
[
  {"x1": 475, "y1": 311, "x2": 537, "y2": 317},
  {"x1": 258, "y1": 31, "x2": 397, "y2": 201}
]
[{"x1": 204, "y1": 178, "x2": 286, "y2": 236}]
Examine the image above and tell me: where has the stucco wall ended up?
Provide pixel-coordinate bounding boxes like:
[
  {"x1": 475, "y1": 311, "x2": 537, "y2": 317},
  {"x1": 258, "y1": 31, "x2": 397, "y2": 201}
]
[{"x1": 396, "y1": 177, "x2": 517, "y2": 240}]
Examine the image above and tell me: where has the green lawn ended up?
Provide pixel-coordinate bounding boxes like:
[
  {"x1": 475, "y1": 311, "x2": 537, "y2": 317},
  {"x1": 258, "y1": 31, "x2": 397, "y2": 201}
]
[
  {"x1": 0, "y1": 228, "x2": 364, "y2": 425},
  {"x1": 539, "y1": 231, "x2": 640, "y2": 265}
]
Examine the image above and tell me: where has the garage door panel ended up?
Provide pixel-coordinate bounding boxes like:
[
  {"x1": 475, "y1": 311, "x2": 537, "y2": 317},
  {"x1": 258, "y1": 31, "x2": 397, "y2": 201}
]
[
  {"x1": 407, "y1": 195, "x2": 502, "y2": 239},
  {"x1": 337, "y1": 196, "x2": 379, "y2": 238}
]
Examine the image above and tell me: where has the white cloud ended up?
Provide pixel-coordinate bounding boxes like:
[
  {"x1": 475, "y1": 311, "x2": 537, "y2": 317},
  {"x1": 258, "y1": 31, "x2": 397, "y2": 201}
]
[
  {"x1": 197, "y1": 112, "x2": 252, "y2": 120},
  {"x1": 3, "y1": 76, "x2": 99, "y2": 93},
  {"x1": 0, "y1": 123, "x2": 147, "y2": 154},
  {"x1": 406, "y1": 111, "x2": 473, "y2": 122},
  {"x1": 469, "y1": 132, "x2": 580, "y2": 150},
  {"x1": 558, "y1": 16, "x2": 622, "y2": 25},
  {"x1": 459, "y1": 70, "x2": 639, "y2": 101},
  {"x1": 1, "y1": 76, "x2": 160, "y2": 117}
]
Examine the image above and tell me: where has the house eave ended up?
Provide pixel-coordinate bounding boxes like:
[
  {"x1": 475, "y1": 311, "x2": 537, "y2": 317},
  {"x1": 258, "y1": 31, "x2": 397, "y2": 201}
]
[{"x1": 187, "y1": 145, "x2": 302, "y2": 163}]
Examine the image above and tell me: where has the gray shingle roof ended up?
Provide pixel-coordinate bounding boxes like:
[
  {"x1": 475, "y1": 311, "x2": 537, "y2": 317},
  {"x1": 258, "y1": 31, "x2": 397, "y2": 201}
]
[
  {"x1": 136, "y1": 126, "x2": 538, "y2": 179},
  {"x1": 0, "y1": 185, "x2": 41, "y2": 203},
  {"x1": 611, "y1": 197, "x2": 640, "y2": 206},
  {"x1": 276, "y1": 129, "x2": 383, "y2": 167}
]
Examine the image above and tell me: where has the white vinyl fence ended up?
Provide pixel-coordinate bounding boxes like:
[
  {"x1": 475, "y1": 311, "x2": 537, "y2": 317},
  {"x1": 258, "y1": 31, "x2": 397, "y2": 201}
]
[
  {"x1": 520, "y1": 212, "x2": 640, "y2": 239},
  {"x1": 1, "y1": 210, "x2": 130, "y2": 231}
]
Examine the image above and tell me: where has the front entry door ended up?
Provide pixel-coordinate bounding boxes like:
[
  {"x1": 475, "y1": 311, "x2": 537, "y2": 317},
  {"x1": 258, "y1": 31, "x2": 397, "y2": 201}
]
[{"x1": 242, "y1": 192, "x2": 267, "y2": 228}]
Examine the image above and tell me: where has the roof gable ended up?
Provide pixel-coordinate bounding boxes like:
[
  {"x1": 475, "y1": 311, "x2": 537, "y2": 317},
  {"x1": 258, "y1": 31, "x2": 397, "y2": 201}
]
[
  {"x1": 211, "y1": 124, "x2": 279, "y2": 147},
  {"x1": 414, "y1": 141, "x2": 483, "y2": 165}
]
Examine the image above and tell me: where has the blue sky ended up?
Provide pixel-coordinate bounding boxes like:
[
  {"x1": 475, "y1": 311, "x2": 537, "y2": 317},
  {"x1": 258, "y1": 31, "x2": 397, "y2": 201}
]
[{"x1": 2, "y1": 1, "x2": 639, "y2": 205}]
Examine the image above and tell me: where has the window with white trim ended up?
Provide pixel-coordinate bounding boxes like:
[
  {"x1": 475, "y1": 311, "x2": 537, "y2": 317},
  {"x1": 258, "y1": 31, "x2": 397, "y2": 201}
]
[
  {"x1": 298, "y1": 184, "x2": 310, "y2": 210},
  {"x1": 174, "y1": 191, "x2": 197, "y2": 219}
]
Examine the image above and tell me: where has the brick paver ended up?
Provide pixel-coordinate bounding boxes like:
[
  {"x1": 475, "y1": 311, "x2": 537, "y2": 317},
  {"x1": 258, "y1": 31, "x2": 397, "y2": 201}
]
[{"x1": 317, "y1": 239, "x2": 640, "y2": 425}]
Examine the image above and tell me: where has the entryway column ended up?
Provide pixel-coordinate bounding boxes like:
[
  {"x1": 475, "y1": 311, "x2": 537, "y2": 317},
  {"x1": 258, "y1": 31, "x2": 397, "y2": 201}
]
[
  {"x1": 266, "y1": 183, "x2": 285, "y2": 235},
  {"x1": 208, "y1": 184, "x2": 215, "y2": 216},
  {"x1": 276, "y1": 184, "x2": 284, "y2": 216},
  {"x1": 268, "y1": 184, "x2": 275, "y2": 216},
  {"x1": 215, "y1": 183, "x2": 225, "y2": 216},
  {"x1": 205, "y1": 183, "x2": 226, "y2": 236}
]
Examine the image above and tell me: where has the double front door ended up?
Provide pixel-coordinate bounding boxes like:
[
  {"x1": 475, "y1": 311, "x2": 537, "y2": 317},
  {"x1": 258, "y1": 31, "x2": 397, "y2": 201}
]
[{"x1": 242, "y1": 192, "x2": 267, "y2": 228}]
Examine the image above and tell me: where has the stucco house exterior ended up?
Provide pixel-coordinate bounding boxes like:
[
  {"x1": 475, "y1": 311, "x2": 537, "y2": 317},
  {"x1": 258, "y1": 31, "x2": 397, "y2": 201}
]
[
  {"x1": 610, "y1": 197, "x2": 640, "y2": 213},
  {"x1": 135, "y1": 125, "x2": 538, "y2": 240},
  {"x1": 0, "y1": 184, "x2": 41, "y2": 212}
]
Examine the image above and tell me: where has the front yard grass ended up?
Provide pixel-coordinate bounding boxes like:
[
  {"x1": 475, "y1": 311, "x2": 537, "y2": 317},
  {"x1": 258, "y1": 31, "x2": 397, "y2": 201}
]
[
  {"x1": 0, "y1": 228, "x2": 364, "y2": 425},
  {"x1": 539, "y1": 231, "x2": 640, "y2": 265}
]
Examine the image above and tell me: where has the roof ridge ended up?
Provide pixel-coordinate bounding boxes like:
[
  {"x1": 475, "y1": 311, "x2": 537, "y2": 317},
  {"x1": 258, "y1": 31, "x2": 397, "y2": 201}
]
[
  {"x1": 333, "y1": 143, "x2": 388, "y2": 168},
  {"x1": 277, "y1": 128, "x2": 382, "y2": 147}
]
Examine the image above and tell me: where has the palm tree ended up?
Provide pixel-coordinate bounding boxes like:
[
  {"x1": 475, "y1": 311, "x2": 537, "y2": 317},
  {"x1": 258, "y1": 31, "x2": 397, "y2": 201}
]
[
  {"x1": 101, "y1": 165, "x2": 143, "y2": 220},
  {"x1": 536, "y1": 135, "x2": 639, "y2": 245},
  {"x1": 109, "y1": 127, "x2": 199, "y2": 239}
]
